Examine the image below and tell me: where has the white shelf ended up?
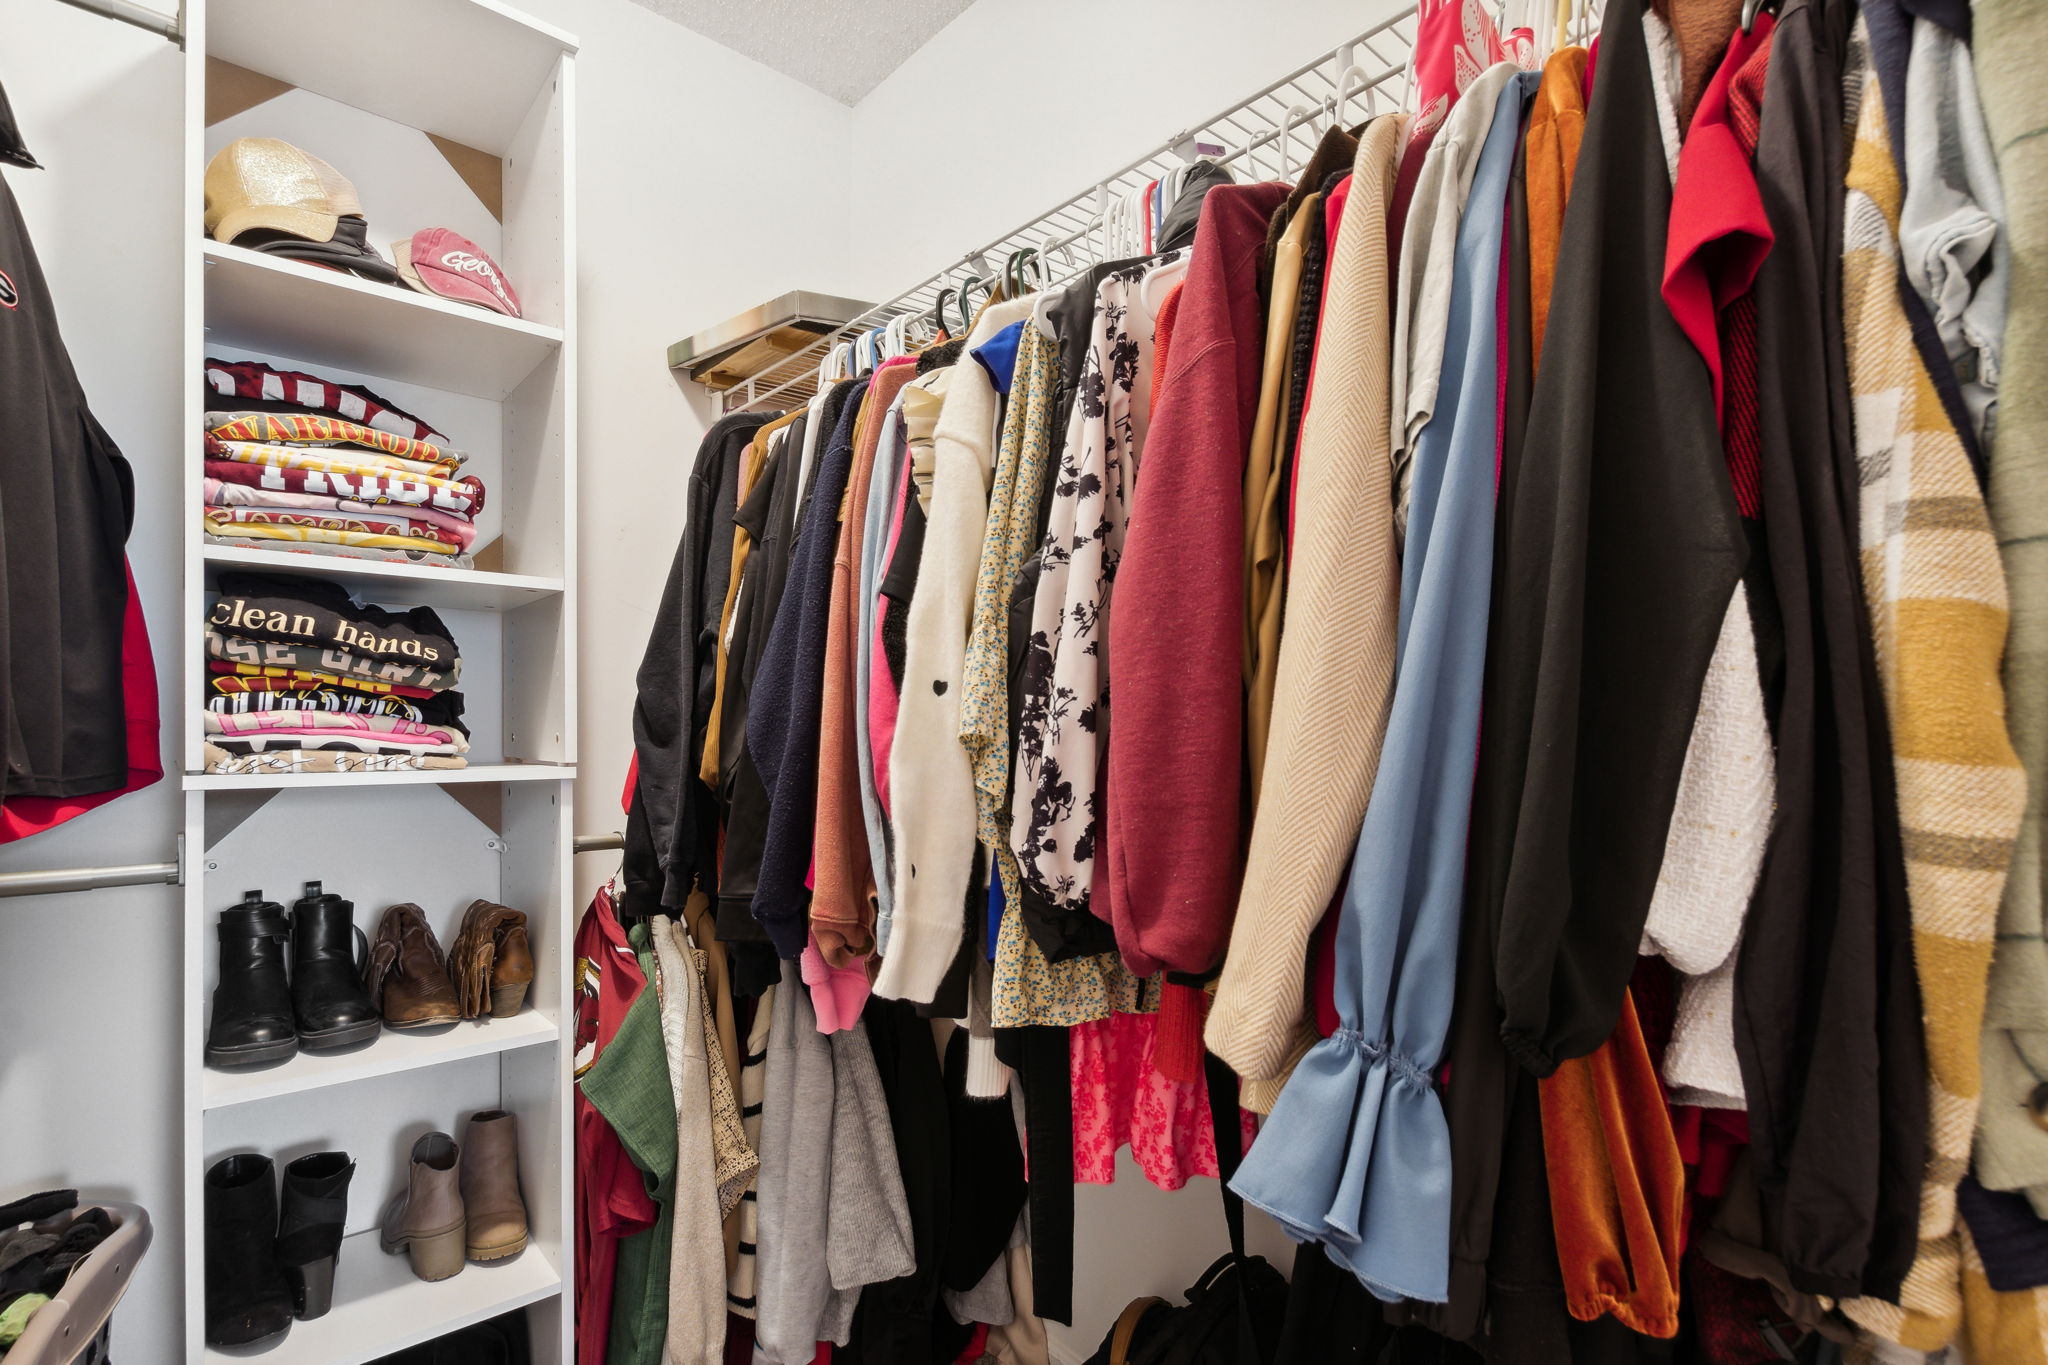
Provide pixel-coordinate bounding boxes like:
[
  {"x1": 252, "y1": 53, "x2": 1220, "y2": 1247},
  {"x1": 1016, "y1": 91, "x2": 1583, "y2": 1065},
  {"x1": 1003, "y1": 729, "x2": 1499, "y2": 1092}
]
[
  {"x1": 203, "y1": 243, "x2": 562, "y2": 400},
  {"x1": 205, "y1": 0, "x2": 576, "y2": 157},
  {"x1": 202, "y1": 1011, "x2": 559, "y2": 1111},
  {"x1": 202, "y1": 546, "x2": 563, "y2": 612},
  {"x1": 185, "y1": 763, "x2": 573, "y2": 792},
  {"x1": 202, "y1": 1232, "x2": 561, "y2": 1365},
  {"x1": 185, "y1": 3, "x2": 577, "y2": 1357}
]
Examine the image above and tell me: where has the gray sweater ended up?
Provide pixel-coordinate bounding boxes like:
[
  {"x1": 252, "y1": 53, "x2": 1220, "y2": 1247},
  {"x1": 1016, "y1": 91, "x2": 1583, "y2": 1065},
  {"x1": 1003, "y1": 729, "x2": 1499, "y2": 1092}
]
[{"x1": 750, "y1": 962, "x2": 914, "y2": 1363}]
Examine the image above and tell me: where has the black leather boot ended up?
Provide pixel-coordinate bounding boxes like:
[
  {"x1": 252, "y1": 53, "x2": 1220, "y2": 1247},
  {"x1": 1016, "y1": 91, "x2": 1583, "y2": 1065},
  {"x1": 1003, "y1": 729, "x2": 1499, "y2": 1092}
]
[
  {"x1": 205, "y1": 892, "x2": 297, "y2": 1068},
  {"x1": 204, "y1": 1154, "x2": 294, "y2": 1348},
  {"x1": 277, "y1": 1151, "x2": 353, "y2": 1320},
  {"x1": 291, "y1": 882, "x2": 381, "y2": 1050}
]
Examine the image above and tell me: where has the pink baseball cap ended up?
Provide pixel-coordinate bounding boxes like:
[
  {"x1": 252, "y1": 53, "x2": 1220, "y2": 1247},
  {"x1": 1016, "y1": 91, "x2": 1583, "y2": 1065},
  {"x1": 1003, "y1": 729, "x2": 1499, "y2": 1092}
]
[{"x1": 390, "y1": 228, "x2": 523, "y2": 318}]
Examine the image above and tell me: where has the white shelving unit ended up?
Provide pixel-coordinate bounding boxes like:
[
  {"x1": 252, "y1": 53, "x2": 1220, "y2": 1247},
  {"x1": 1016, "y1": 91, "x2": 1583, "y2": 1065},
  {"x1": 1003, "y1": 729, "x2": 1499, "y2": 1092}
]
[{"x1": 178, "y1": 3, "x2": 578, "y2": 1361}]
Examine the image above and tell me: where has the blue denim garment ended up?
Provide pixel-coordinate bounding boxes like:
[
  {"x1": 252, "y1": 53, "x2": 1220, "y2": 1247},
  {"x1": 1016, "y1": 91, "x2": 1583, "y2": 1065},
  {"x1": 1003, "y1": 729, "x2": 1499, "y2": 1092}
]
[{"x1": 1230, "y1": 70, "x2": 1538, "y2": 1304}]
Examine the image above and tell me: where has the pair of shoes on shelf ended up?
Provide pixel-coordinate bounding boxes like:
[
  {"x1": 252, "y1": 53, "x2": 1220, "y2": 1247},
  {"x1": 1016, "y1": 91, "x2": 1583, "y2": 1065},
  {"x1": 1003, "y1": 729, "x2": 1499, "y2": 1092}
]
[
  {"x1": 365, "y1": 900, "x2": 533, "y2": 1030},
  {"x1": 205, "y1": 882, "x2": 380, "y2": 1068},
  {"x1": 379, "y1": 1110, "x2": 529, "y2": 1281},
  {"x1": 204, "y1": 1150, "x2": 353, "y2": 1348}
]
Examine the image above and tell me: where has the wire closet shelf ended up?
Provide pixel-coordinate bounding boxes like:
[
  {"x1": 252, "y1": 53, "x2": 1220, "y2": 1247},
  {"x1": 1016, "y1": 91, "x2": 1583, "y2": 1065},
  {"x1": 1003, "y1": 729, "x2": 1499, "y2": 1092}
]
[
  {"x1": 720, "y1": 0, "x2": 1613, "y2": 417},
  {"x1": 715, "y1": 6, "x2": 1421, "y2": 415},
  {"x1": 711, "y1": 2, "x2": 1602, "y2": 417}
]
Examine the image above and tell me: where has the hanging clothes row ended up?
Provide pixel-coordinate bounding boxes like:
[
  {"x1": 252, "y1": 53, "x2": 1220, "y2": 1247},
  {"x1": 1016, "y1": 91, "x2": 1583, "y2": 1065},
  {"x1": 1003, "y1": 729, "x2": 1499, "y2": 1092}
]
[{"x1": 596, "y1": 0, "x2": 2046, "y2": 1360}]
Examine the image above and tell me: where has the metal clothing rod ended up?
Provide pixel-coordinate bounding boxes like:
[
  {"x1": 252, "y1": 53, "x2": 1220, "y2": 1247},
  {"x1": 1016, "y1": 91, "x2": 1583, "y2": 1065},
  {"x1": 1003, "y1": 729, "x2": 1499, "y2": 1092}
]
[
  {"x1": 574, "y1": 832, "x2": 624, "y2": 855},
  {"x1": 0, "y1": 860, "x2": 179, "y2": 899},
  {"x1": 54, "y1": 0, "x2": 183, "y2": 43}
]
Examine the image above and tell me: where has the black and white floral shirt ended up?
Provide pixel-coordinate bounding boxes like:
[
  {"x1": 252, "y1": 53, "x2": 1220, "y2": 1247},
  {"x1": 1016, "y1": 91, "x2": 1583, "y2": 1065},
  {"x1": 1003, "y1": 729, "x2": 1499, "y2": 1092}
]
[{"x1": 1009, "y1": 252, "x2": 1188, "y2": 927}]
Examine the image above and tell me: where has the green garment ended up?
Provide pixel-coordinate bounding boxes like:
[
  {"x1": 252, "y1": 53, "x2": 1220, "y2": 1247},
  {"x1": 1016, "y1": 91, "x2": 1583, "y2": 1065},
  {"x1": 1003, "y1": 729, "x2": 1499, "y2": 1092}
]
[
  {"x1": 580, "y1": 927, "x2": 677, "y2": 1365},
  {"x1": 0, "y1": 1292, "x2": 51, "y2": 1347}
]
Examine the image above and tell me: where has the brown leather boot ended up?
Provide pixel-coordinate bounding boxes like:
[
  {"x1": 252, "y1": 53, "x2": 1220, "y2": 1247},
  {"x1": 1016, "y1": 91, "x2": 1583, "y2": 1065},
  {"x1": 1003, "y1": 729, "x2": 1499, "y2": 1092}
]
[
  {"x1": 362, "y1": 904, "x2": 460, "y2": 1029},
  {"x1": 378, "y1": 1132, "x2": 464, "y2": 1282},
  {"x1": 459, "y1": 1109, "x2": 528, "y2": 1262},
  {"x1": 447, "y1": 900, "x2": 534, "y2": 1020}
]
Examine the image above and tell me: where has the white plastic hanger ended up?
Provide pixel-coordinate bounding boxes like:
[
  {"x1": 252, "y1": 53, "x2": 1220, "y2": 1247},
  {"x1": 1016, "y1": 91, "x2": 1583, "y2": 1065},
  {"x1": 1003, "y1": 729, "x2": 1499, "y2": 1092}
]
[
  {"x1": 1333, "y1": 42, "x2": 1379, "y2": 126},
  {"x1": 1277, "y1": 103, "x2": 1318, "y2": 180}
]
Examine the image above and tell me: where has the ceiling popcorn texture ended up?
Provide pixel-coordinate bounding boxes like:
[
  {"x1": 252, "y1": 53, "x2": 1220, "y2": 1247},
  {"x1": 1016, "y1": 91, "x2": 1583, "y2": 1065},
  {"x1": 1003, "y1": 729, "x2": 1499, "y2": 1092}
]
[{"x1": 626, "y1": 0, "x2": 979, "y2": 105}]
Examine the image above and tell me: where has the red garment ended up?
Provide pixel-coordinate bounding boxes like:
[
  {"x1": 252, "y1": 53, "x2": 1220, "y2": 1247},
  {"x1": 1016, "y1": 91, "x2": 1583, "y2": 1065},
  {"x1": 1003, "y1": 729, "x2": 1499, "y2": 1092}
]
[
  {"x1": 1071, "y1": 1009, "x2": 1257, "y2": 1190},
  {"x1": 0, "y1": 565, "x2": 159, "y2": 842},
  {"x1": 1101, "y1": 182, "x2": 1290, "y2": 979},
  {"x1": 1388, "y1": 0, "x2": 1504, "y2": 271},
  {"x1": 1659, "y1": 16, "x2": 1775, "y2": 428},
  {"x1": 1148, "y1": 282, "x2": 1186, "y2": 421},
  {"x1": 574, "y1": 885, "x2": 657, "y2": 1365},
  {"x1": 1310, "y1": 886, "x2": 1343, "y2": 1039},
  {"x1": 1671, "y1": 1105, "x2": 1749, "y2": 1202},
  {"x1": 1410, "y1": 1, "x2": 1507, "y2": 147},
  {"x1": 1716, "y1": 25, "x2": 1777, "y2": 518},
  {"x1": 953, "y1": 1323, "x2": 990, "y2": 1362}
]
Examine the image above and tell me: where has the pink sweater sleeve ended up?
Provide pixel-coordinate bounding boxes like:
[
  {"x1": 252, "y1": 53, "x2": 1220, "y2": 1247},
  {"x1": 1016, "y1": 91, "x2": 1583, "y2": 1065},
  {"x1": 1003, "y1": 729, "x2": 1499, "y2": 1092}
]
[{"x1": 1105, "y1": 183, "x2": 1290, "y2": 978}]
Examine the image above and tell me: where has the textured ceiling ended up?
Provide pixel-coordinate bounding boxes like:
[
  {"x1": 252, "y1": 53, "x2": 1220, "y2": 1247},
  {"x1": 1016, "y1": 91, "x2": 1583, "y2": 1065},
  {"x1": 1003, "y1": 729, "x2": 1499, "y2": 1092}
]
[{"x1": 627, "y1": 0, "x2": 978, "y2": 105}]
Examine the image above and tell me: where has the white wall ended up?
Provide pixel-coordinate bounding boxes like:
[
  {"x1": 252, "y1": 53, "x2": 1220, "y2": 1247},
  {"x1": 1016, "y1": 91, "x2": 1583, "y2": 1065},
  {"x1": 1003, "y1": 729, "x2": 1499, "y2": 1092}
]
[
  {"x1": 0, "y1": 5, "x2": 189, "y2": 1349},
  {"x1": 841, "y1": 0, "x2": 1408, "y2": 301},
  {"x1": 499, "y1": 0, "x2": 853, "y2": 898}
]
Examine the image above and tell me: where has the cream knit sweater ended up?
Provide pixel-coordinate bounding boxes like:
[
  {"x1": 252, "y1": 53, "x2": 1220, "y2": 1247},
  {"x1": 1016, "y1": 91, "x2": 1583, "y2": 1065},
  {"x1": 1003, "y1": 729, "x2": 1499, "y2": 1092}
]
[
  {"x1": 875, "y1": 298, "x2": 1036, "y2": 1004},
  {"x1": 1208, "y1": 115, "x2": 1406, "y2": 1105}
]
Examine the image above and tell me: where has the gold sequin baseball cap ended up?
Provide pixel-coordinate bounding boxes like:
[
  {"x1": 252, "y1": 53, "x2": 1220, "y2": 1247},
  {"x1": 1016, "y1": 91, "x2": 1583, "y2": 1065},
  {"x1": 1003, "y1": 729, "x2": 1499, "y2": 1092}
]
[{"x1": 203, "y1": 137, "x2": 362, "y2": 246}]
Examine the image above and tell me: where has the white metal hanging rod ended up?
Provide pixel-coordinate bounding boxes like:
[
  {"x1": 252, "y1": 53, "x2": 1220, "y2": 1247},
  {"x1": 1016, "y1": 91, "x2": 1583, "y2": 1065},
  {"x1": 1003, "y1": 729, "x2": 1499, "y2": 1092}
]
[
  {"x1": 0, "y1": 861, "x2": 178, "y2": 897},
  {"x1": 53, "y1": 0, "x2": 183, "y2": 44},
  {"x1": 0, "y1": 828, "x2": 624, "y2": 897},
  {"x1": 0, "y1": 837, "x2": 184, "y2": 898}
]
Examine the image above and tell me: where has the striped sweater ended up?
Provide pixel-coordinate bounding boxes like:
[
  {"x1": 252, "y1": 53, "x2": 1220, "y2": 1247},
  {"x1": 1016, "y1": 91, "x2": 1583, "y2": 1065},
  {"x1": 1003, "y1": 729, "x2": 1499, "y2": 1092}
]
[{"x1": 1836, "y1": 29, "x2": 2028, "y2": 1348}]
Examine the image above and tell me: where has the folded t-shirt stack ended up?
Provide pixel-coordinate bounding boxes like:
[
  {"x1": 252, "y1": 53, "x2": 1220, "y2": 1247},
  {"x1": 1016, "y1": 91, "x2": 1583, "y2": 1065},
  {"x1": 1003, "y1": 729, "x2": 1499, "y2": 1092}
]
[
  {"x1": 202, "y1": 571, "x2": 470, "y2": 775},
  {"x1": 201, "y1": 358, "x2": 486, "y2": 570}
]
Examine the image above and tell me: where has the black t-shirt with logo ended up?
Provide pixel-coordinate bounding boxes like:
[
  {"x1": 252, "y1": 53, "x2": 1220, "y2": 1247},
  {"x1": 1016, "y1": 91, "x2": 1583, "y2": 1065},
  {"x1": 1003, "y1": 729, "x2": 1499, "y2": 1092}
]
[{"x1": 0, "y1": 89, "x2": 136, "y2": 798}]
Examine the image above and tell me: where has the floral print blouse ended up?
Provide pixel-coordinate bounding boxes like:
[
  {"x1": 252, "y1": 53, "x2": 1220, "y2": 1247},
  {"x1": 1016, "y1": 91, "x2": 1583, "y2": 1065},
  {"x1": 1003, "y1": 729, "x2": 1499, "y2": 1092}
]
[{"x1": 1008, "y1": 252, "x2": 1187, "y2": 929}]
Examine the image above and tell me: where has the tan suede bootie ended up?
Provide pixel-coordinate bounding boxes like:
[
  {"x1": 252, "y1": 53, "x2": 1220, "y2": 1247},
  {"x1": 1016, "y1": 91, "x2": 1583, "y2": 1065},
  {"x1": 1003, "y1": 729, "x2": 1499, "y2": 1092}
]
[{"x1": 459, "y1": 1109, "x2": 528, "y2": 1262}]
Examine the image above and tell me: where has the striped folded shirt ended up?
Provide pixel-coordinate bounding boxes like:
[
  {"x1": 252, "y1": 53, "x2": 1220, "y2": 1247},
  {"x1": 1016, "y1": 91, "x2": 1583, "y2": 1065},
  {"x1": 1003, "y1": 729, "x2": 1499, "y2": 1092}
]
[{"x1": 205, "y1": 410, "x2": 468, "y2": 471}]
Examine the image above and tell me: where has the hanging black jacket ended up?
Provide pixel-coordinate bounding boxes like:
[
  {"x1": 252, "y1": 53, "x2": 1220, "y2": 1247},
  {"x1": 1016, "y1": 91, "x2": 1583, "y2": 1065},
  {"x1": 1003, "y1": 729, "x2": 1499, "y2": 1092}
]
[
  {"x1": 1732, "y1": 0, "x2": 1924, "y2": 1301},
  {"x1": 715, "y1": 414, "x2": 803, "y2": 943},
  {"x1": 1485, "y1": 0, "x2": 1748, "y2": 1077},
  {"x1": 623, "y1": 411, "x2": 771, "y2": 919}
]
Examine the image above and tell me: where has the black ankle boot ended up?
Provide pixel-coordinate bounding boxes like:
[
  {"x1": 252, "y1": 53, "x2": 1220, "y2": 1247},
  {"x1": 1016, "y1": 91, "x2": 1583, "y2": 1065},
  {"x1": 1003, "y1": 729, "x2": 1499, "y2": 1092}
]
[
  {"x1": 204, "y1": 1154, "x2": 294, "y2": 1348},
  {"x1": 291, "y1": 883, "x2": 381, "y2": 1050},
  {"x1": 277, "y1": 1151, "x2": 353, "y2": 1320},
  {"x1": 205, "y1": 892, "x2": 297, "y2": 1068}
]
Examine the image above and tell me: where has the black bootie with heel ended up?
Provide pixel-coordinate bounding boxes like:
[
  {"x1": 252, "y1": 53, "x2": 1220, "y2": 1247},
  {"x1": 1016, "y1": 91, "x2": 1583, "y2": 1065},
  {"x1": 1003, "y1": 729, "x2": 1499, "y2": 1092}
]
[
  {"x1": 204, "y1": 1154, "x2": 294, "y2": 1348},
  {"x1": 277, "y1": 1151, "x2": 353, "y2": 1319}
]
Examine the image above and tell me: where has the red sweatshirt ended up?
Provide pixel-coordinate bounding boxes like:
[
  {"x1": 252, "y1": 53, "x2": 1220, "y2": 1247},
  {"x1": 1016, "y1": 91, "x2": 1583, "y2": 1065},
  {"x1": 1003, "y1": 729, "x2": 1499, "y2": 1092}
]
[{"x1": 1104, "y1": 181, "x2": 1290, "y2": 978}]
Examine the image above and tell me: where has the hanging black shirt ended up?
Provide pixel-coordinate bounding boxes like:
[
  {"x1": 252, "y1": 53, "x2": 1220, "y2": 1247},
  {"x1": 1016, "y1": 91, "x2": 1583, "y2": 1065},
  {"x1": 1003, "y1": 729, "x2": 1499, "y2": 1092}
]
[
  {"x1": 623, "y1": 410, "x2": 771, "y2": 918},
  {"x1": 1732, "y1": 0, "x2": 1925, "y2": 1301},
  {"x1": 0, "y1": 104, "x2": 135, "y2": 800},
  {"x1": 1485, "y1": 0, "x2": 1749, "y2": 1077}
]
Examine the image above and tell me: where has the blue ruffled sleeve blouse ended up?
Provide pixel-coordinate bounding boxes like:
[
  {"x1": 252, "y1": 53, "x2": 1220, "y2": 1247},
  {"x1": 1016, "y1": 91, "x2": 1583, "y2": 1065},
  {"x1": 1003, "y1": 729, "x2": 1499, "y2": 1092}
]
[{"x1": 1229, "y1": 68, "x2": 1539, "y2": 1304}]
